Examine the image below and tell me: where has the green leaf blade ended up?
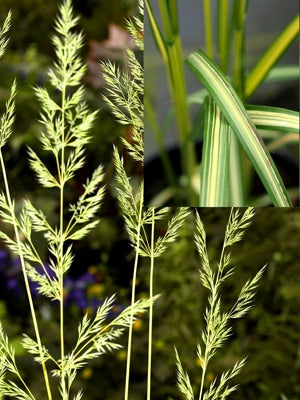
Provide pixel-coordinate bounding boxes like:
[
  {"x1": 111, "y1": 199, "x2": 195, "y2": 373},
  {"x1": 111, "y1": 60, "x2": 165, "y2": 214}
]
[
  {"x1": 186, "y1": 49, "x2": 292, "y2": 207},
  {"x1": 245, "y1": 15, "x2": 299, "y2": 98},
  {"x1": 200, "y1": 96, "x2": 231, "y2": 206},
  {"x1": 246, "y1": 105, "x2": 300, "y2": 134}
]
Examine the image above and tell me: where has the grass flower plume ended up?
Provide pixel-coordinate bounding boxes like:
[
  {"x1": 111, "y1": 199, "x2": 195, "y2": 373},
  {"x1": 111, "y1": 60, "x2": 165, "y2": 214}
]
[{"x1": 175, "y1": 208, "x2": 266, "y2": 400}]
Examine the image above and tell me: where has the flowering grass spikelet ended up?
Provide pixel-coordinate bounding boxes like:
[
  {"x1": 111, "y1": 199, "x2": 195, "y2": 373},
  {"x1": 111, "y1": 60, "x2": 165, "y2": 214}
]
[{"x1": 175, "y1": 208, "x2": 266, "y2": 400}]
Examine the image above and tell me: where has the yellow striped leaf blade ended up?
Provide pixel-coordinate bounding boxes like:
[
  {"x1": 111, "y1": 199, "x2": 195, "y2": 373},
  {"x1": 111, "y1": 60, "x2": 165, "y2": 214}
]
[
  {"x1": 200, "y1": 96, "x2": 231, "y2": 206},
  {"x1": 246, "y1": 105, "x2": 299, "y2": 134},
  {"x1": 186, "y1": 49, "x2": 292, "y2": 207}
]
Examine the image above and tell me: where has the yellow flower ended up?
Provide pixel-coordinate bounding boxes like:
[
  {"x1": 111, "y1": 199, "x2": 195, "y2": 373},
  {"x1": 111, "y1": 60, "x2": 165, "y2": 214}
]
[
  {"x1": 84, "y1": 306, "x2": 93, "y2": 316},
  {"x1": 138, "y1": 291, "x2": 148, "y2": 299},
  {"x1": 87, "y1": 265, "x2": 97, "y2": 275},
  {"x1": 206, "y1": 372, "x2": 214, "y2": 382},
  {"x1": 154, "y1": 340, "x2": 165, "y2": 350},
  {"x1": 117, "y1": 350, "x2": 127, "y2": 361},
  {"x1": 119, "y1": 288, "x2": 127, "y2": 297},
  {"x1": 87, "y1": 283, "x2": 104, "y2": 297},
  {"x1": 196, "y1": 357, "x2": 203, "y2": 367},
  {"x1": 81, "y1": 367, "x2": 93, "y2": 380},
  {"x1": 133, "y1": 319, "x2": 143, "y2": 331},
  {"x1": 112, "y1": 305, "x2": 121, "y2": 313}
]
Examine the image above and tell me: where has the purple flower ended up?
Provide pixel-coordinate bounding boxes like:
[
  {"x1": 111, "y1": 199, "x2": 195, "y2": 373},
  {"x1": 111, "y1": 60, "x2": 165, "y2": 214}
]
[
  {"x1": 6, "y1": 277, "x2": 22, "y2": 296},
  {"x1": 0, "y1": 248, "x2": 126, "y2": 318}
]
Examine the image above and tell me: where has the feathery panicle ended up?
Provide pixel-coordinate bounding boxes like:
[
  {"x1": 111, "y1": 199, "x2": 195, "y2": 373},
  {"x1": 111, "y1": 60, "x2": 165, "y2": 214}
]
[
  {"x1": 0, "y1": 323, "x2": 36, "y2": 400},
  {"x1": 194, "y1": 211, "x2": 214, "y2": 291},
  {"x1": 0, "y1": 10, "x2": 12, "y2": 59},
  {"x1": 101, "y1": 0, "x2": 143, "y2": 164},
  {"x1": 50, "y1": 294, "x2": 158, "y2": 379},
  {"x1": 126, "y1": 0, "x2": 143, "y2": 51},
  {"x1": 21, "y1": 335, "x2": 52, "y2": 365},
  {"x1": 152, "y1": 207, "x2": 191, "y2": 258},
  {"x1": 224, "y1": 207, "x2": 255, "y2": 248},
  {"x1": 0, "y1": 79, "x2": 16, "y2": 148},
  {"x1": 202, "y1": 359, "x2": 247, "y2": 400},
  {"x1": 175, "y1": 348, "x2": 195, "y2": 400},
  {"x1": 229, "y1": 265, "x2": 267, "y2": 319},
  {"x1": 29, "y1": 0, "x2": 99, "y2": 192},
  {"x1": 113, "y1": 145, "x2": 144, "y2": 253},
  {"x1": 22, "y1": 0, "x2": 106, "y2": 306},
  {"x1": 50, "y1": 0, "x2": 85, "y2": 89},
  {"x1": 176, "y1": 208, "x2": 265, "y2": 400}
]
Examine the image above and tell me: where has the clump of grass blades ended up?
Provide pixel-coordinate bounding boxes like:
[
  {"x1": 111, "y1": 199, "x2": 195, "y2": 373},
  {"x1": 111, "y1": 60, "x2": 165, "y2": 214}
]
[
  {"x1": 0, "y1": 1, "x2": 153, "y2": 399},
  {"x1": 146, "y1": 1, "x2": 299, "y2": 207}
]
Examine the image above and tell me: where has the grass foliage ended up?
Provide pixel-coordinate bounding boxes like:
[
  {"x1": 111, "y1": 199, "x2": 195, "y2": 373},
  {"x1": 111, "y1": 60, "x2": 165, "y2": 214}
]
[{"x1": 145, "y1": 1, "x2": 299, "y2": 206}]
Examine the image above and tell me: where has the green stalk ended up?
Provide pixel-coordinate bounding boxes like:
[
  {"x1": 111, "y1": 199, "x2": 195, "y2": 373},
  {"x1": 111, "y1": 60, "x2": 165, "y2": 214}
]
[
  {"x1": 59, "y1": 82, "x2": 66, "y2": 399},
  {"x1": 245, "y1": 14, "x2": 299, "y2": 98},
  {"x1": 147, "y1": 208, "x2": 155, "y2": 400},
  {"x1": 144, "y1": 94, "x2": 177, "y2": 190},
  {"x1": 229, "y1": 0, "x2": 248, "y2": 205},
  {"x1": 145, "y1": 0, "x2": 168, "y2": 63},
  {"x1": 124, "y1": 185, "x2": 144, "y2": 400},
  {"x1": 161, "y1": 0, "x2": 197, "y2": 203},
  {"x1": 0, "y1": 151, "x2": 53, "y2": 400},
  {"x1": 217, "y1": 0, "x2": 229, "y2": 72},
  {"x1": 232, "y1": 0, "x2": 247, "y2": 98},
  {"x1": 203, "y1": 0, "x2": 213, "y2": 59},
  {"x1": 167, "y1": 39, "x2": 197, "y2": 203},
  {"x1": 147, "y1": 0, "x2": 197, "y2": 204}
]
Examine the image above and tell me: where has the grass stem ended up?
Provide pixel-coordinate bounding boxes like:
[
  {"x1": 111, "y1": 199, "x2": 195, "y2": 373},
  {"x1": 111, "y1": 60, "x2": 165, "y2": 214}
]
[
  {"x1": 0, "y1": 151, "x2": 53, "y2": 400},
  {"x1": 217, "y1": 0, "x2": 229, "y2": 72},
  {"x1": 147, "y1": 208, "x2": 155, "y2": 400},
  {"x1": 124, "y1": 185, "x2": 144, "y2": 400},
  {"x1": 203, "y1": 0, "x2": 213, "y2": 59}
]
